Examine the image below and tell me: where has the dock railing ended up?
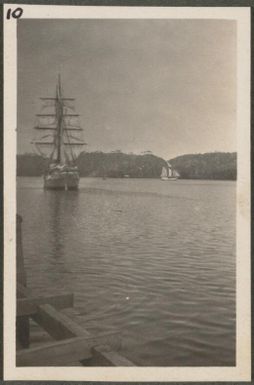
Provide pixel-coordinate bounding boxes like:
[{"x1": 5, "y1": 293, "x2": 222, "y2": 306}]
[{"x1": 16, "y1": 214, "x2": 134, "y2": 367}]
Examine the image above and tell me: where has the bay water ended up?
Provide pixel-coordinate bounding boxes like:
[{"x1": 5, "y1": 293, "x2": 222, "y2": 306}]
[{"x1": 17, "y1": 177, "x2": 236, "y2": 366}]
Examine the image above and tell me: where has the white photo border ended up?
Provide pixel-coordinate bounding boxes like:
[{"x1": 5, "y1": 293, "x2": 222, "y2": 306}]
[{"x1": 4, "y1": 4, "x2": 251, "y2": 381}]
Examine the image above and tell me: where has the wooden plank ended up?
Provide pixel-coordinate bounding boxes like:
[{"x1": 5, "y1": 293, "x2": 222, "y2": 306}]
[
  {"x1": 17, "y1": 293, "x2": 74, "y2": 316},
  {"x1": 32, "y1": 304, "x2": 91, "y2": 340},
  {"x1": 17, "y1": 332, "x2": 120, "y2": 366},
  {"x1": 30, "y1": 304, "x2": 130, "y2": 366},
  {"x1": 29, "y1": 330, "x2": 53, "y2": 347},
  {"x1": 93, "y1": 345, "x2": 134, "y2": 366},
  {"x1": 16, "y1": 266, "x2": 132, "y2": 366}
]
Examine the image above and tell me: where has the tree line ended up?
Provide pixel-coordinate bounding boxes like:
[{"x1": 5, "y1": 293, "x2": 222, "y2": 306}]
[
  {"x1": 169, "y1": 152, "x2": 236, "y2": 180},
  {"x1": 17, "y1": 151, "x2": 236, "y2": 180}
]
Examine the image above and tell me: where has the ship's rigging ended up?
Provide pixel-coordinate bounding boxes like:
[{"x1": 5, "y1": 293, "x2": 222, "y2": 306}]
[{"x1": 31, "y1": 75, "x2": 86, "y2": 165}]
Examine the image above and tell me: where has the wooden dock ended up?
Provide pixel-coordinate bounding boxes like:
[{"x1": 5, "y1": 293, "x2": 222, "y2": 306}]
[{"x1": 16, "y1": 214, "x2": 134, "y2": 367}]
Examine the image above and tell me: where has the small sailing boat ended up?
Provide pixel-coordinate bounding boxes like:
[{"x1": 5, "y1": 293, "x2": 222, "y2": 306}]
[
  {"x1": 161, "y1": 162, "x2": 179, "y2": 181},
  {"x1": 31, "y1": 75, "x2": 86, "y2": 190}
]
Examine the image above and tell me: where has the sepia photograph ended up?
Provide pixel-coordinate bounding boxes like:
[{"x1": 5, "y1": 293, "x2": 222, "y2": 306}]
[{"x1": 4, "y1": 4, "x2": 250, "y2": 382}]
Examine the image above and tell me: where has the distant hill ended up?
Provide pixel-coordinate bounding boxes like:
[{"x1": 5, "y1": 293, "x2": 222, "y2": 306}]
[
  {"x1": 169, "y1": 152, "x2": 236, "y2": 180},
  {"x1": 76, "y1": 152, "x2": 165, "y2": 178},
  {"x1": 17, "y1": 152, "x2": 166, "y2": 178},
  {"x1": 17, "y1": 153, "x2": 49, "y2": 177},
  {"x1": 17, "y1": 151, "x2": 237, "y2": 180}
]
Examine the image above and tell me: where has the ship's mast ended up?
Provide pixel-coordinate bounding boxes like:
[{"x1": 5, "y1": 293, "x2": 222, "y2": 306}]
[
  {"x1": 56, "y1": 74, "x2": 64, "y2": 164},
  {"x1": 32, "y1": 76, "x2": 87, "y2": 164}
]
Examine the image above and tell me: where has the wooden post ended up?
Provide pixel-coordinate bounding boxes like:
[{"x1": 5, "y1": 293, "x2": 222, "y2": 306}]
[{"x1": 16, "y1": 214, "x2": 30, "y2": 348}]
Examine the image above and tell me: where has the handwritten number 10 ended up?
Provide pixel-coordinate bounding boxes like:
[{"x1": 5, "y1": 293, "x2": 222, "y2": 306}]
[{"x1": 6, "y1": 8, "x2": 23, "y2": 19}]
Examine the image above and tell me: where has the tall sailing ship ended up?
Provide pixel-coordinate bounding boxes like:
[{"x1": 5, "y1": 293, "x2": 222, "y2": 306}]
[
  {"x1": 161, "y1": 161, "x2": 179, "y2": 181},
  {"x1": 32, "y1": 75, "x2": 86, "y2": 190}
]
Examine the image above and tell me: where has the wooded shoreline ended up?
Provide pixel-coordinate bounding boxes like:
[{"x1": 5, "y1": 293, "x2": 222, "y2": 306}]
[{"x1": 17, "y1": 151, "x2": 236, "y2": 180}]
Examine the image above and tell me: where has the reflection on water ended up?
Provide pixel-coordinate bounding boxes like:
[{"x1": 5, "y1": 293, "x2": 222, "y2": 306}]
[
  {"x1": 17, "y1": 177, "x2": 236, "y2": 366},
  {"x1": 46, "y1": 191, "x2": 79, "y2": 264}
]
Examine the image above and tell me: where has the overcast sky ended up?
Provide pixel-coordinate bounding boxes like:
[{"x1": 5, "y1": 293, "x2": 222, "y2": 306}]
[{"x1": 17, "y1": 18, "x2": 236, "y2": 159}]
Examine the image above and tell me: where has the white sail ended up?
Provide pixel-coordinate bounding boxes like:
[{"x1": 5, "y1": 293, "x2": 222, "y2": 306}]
[
  {"x1": 161, "y1": 167, "x2": 168, "y2": 177},
  {"x1": 173, "y1": 169, "x2": 180, "y2": 177},
  {"x1": 161, "y1": 161, "x2": 180, "y2": 180}
]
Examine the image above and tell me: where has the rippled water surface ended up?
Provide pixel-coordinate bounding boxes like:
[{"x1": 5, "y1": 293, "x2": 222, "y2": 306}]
[{"x1": 17, "y1": 177, "x2": 236, "y2": 366}]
